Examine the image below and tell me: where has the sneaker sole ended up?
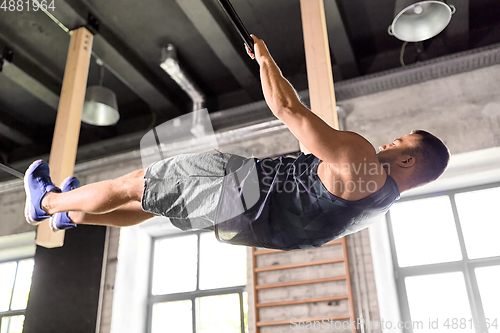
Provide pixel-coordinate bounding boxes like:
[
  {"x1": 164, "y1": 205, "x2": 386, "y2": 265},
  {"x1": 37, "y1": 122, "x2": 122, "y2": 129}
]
[
  {"x1": 49, "y1": 215, "x2": 61, "y2": 232},
  {"x1": 24, "y1": 160, "x2": 43, "y2": 226}
]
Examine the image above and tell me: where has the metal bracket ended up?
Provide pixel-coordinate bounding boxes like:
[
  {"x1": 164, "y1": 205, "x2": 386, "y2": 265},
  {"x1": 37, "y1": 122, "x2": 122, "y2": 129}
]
[
  {"x1": 0, "y1": 47, "x2": 13, "y2": 72},
  {"x1": 86, "y1": 12, "x2": 100, "y2": 35}
]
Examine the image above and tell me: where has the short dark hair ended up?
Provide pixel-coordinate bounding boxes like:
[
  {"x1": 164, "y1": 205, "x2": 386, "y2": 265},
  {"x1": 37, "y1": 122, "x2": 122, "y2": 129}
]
[{"x1": 403, "y1": 130, "x2": 450, "y2": 187}]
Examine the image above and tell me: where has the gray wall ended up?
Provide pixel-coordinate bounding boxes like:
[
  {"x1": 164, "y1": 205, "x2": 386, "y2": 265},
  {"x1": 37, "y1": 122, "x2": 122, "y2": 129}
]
[
  {"x1": 344, "y1": 64, "x2": 500, "y2": 155},
  {"x1": 1, "y1": 61, "x2": 499, "y2": 333}
]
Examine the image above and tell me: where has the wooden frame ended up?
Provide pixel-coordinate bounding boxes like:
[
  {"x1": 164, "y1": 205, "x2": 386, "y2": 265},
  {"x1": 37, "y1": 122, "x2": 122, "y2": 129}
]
[
  {"x1": 251, "y1": 240, "x2": 356, "y2": 331},
  {"x1": 300, "y1": 0, "x2": 339, "y2": 130},
  {"x1": 36, "y1": 27, "x2": 93, "y2": 248}
]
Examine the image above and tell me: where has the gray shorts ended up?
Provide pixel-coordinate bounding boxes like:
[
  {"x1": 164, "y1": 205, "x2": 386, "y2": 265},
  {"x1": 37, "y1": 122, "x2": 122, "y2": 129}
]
[{"x1": 141, "y1": 150, "x2": 233, "y2": 230}]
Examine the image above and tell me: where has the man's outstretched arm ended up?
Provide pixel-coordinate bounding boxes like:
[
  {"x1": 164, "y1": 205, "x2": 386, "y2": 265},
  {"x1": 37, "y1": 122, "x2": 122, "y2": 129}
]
[{"x1": 249, "y1": 35, "x2": 376, "y2": 165}]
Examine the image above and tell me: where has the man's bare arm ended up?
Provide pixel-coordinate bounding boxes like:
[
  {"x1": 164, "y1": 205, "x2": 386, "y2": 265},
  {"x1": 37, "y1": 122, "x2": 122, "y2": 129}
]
[{"x1": 249, "y1": 35, "x2": 376, "y2": 165}]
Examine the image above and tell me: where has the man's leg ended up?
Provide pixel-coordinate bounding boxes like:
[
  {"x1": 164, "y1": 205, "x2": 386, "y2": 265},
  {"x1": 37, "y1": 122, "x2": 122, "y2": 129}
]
[
  {"x1": 68, "y1": 202, "x2": 156, "y2": 227},
  {"x1": 42, "y1": 169, "x2": 145, "y2": 215}
]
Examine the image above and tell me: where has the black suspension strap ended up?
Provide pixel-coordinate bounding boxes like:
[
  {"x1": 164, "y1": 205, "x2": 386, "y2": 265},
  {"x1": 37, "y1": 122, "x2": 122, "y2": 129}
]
[{"x1": 216, "y1": 0, "x2": 254, "y2": 55}]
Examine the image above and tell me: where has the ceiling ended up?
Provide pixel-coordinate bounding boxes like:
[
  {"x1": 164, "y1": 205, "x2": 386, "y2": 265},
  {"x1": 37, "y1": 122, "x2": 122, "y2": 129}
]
[{"x1": 0, "y1": 0, "x2": 499, "y2": 182}]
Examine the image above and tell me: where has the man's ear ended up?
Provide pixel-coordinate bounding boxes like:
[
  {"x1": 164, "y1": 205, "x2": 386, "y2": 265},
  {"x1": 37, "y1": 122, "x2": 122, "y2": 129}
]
[{"x1": 398, "y1": 155, "x2": 415, "y2": 168}]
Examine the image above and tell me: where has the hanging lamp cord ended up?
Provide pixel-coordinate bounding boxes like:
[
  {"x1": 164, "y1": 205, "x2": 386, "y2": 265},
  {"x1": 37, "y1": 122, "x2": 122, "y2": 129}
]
[
  {"x1": 400, "y1": 41, "x2": 409, "y2": 67},
  {"x1": 98, "y1": 63, "x2": 105, "y2": 86}
]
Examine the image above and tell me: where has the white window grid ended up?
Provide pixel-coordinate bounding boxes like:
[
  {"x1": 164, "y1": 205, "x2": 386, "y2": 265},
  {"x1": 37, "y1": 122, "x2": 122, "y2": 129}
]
[
  {"x1": 386, "y1": 182, "x2": 500, "y2": 333},
  {"x1": 146, "y1": 229, "x2": 247, "y2": 333},
  {"x1": 0, "y1": 256, "x2": 34, "y2": 332}
]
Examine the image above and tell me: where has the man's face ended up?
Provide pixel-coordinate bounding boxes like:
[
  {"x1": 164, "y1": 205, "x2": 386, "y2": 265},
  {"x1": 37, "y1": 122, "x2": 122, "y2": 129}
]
[
  {"x1": 377, "y1": 133, "x2": 420, "y2": 163},
  {"x1": 379, "y1": 133, "x2": 419, "y2": 152}
]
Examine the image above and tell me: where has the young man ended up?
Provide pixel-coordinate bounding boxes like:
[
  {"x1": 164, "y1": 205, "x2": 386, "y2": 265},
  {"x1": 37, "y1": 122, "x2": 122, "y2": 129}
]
[{"x1": 24, "y1": 36, "x2": 450, "y2": 250}]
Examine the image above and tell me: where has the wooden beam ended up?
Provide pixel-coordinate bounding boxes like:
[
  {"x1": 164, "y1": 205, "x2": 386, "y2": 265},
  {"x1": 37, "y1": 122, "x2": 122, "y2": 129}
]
[
  {"x1": 251, "y1": 247, "x2": 260, "y2": 333},
  {"x1": 258, "y1": 314, "x2": 352, "y2": 327},
  {"x1": 255, "y1": 276, "x2": 347, "y2": 290},
  {"x1": 256, "y1": 295, "x2": 349, "y2": 308},
  {"x1": 50, "y1": 0, "x2": 181, "y2": 114},
  {"x1": 36, "y1": 27, "x2": 93, "y2": 248},
  {"x1": 254, "y1": 257, "x2": 345, "y2": 273},
  {"x1": 299, "y1": 0, "x2": 339, "y2": 145},
  {"x1": 342, "y1": 237, "x2": 357, "y2": 333}
]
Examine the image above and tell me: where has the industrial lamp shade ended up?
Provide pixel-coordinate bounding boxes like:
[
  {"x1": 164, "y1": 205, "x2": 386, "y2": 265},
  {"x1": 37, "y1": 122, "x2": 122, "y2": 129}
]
[
  {"x1": 388, "y1": 0, "x2": 456, "y2": 42},
  {"x1": 82, "y1": 86, "x2": 120, "y2": 126}
]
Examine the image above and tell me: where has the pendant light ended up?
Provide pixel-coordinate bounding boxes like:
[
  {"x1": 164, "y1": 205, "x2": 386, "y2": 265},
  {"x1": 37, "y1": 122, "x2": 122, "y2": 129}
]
[
  {"x1": 82, "y1": 59, "x2": 120, "y2": 126},
  {"x1": 388, "y1": 0, "x2": 456, "y2": 42}
]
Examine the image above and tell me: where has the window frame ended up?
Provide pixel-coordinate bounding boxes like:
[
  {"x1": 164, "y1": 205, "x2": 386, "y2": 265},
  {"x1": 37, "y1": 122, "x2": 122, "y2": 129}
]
[
  {"x1": 386, "y1": 181, "x2": 500, "y2": 333},
  {"x1": 0, "y1": 256, "x2": 34, "y2": 332},
  {"x1": 146, "y1": 229, "x2": 247, "y2": 333}
]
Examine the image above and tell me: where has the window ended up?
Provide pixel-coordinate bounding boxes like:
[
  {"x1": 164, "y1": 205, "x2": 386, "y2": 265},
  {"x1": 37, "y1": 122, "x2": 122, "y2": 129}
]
[
  {"x1": 0, "y1": 232, "x2": 36, "y2": 333},
  {"x1": 387, "y1": 183, "x2": 500, "y2": 333},
  {"x1": 148, "y1": 230, "x2": 248, "y2": 333}
]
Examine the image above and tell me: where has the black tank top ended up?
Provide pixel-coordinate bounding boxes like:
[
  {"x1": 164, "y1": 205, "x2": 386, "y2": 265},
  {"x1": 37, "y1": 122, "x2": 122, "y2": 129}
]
[{"x1": 214, "y1": 152, "x2": 400, "y2": 250}]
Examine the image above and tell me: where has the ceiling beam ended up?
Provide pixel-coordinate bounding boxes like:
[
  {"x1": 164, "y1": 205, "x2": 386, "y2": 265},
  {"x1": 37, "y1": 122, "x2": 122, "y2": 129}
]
[
  {"x1": 323, "y1": 0, "x2": 359, "y2": 80},
  {"x1": 0, "y1": 34, "x2": 63, "y2": 91},
  {"x1": 1, "y1": 60, "x2": 59, "y2": 110},
  {"x1": 446, "y1": 0, "x2": 469, "y2": 52},
  {"x1": 223, "y1": 0, "x2": 267, "y2": 39},
  {"x1": 50, "y1": 0, "x2": 183, "y2": 116},
  {"x1": 174, "y1": 0, "x2": 261, "y2": 100},
  {"x1": 0, "y1": 121, "x2": 33, "y2": 145},
  {"x1": 0, "y1": 123, "x2": 33, "y2": 145}
]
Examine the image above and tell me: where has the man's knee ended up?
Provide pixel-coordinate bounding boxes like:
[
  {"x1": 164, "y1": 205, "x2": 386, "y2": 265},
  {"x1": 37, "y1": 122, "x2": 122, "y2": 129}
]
[
  {"x1": 68, "y1": 211, "x2": 85, "y2": 224},
  {"x1": 121, "y1": 169, "x2": 146, "y2": 201}
]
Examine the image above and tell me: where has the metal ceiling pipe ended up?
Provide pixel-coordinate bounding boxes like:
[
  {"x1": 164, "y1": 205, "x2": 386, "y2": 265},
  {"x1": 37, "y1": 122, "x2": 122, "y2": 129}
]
[
  {"x1": 160, "y1": 44, "x2": 206, "y2": 136},
  {"x1": 160, "y1": 44, "x2": 205, "y2": 109},
  {"x1": 388, "y1": 0, "x2": 456, "y2": 42}
]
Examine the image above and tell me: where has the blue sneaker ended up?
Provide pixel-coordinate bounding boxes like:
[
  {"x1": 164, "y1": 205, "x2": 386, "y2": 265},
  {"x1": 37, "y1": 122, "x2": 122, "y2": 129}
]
[
  {"x1": 49, "y1": 176, "x2": 80, "y2": 232},
  {"x1": 24, "y1": 160, "x2": 61, "y2": 226}
]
